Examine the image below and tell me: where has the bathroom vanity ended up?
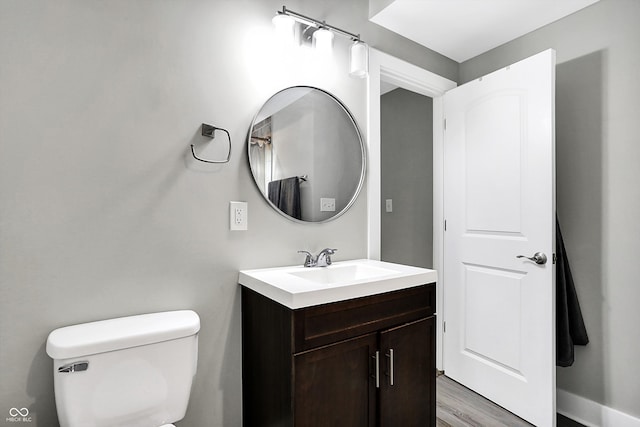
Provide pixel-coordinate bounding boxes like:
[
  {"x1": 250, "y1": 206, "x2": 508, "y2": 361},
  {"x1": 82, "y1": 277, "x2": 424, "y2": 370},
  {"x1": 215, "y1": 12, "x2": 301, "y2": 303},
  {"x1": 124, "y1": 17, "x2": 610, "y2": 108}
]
[{"x1": 239, "y1": 260, "x2": 437, "y2": 427}]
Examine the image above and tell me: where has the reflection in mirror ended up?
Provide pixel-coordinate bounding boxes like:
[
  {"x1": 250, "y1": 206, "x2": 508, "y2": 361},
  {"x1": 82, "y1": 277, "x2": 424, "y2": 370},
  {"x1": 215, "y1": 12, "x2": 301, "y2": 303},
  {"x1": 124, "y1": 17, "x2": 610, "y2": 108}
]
[{"x1": 248, "y1": 87, "x2": 365, "y2": 223}]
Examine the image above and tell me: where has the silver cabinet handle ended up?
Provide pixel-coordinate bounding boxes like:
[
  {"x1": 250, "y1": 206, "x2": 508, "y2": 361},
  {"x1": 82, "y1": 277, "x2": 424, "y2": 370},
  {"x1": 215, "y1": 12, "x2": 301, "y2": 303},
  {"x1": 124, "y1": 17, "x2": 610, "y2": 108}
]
[
  {"x1": 516, "y1": 252, "x2": 547, "y2": 265},
  {"x1": 386, "y1": 349, "x2": 394, "y2": 386},
  {"x1": 372, "y1": 351, "x2": 380, "y2": 388}
]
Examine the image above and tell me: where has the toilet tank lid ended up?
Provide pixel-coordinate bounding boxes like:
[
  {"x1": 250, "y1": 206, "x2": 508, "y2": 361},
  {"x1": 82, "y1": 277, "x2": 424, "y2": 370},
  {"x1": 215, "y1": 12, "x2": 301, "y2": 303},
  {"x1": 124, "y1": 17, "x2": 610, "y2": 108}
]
[{"x1": 46, "y1": 310, "x2": 200, "y2": 360}]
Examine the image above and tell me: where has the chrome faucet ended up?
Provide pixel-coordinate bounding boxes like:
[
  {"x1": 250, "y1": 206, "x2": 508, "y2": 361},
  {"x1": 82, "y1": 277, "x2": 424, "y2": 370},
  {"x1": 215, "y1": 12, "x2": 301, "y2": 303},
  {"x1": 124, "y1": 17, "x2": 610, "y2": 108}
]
[
  {"x1": 316, "y1": 248, "x2": 337, "y2": 267},
  {"x1": 297, "y1": 248, "x2": 338, "y2": 267}
]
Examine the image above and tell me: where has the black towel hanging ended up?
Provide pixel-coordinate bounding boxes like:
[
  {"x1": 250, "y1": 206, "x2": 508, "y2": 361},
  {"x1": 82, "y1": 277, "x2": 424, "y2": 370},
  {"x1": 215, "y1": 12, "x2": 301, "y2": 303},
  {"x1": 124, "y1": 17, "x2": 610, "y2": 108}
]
[
  {"x1": 556, "y1": 216, "x2": 589, "y2": 367},
  {"x1": 268, "y1": 177, "x2": 302, "y2": 220}
]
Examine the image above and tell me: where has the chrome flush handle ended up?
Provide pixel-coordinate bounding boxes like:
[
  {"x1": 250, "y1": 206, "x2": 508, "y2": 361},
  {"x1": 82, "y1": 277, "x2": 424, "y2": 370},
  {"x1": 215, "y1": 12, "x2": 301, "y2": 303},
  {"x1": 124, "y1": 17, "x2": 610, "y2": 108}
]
[
  {"x1": 516, "y1": 252, "x2": 548, "y2": 265},
  {"x1": 58, "y1": 361, "x2": 89, "y2": 373}
]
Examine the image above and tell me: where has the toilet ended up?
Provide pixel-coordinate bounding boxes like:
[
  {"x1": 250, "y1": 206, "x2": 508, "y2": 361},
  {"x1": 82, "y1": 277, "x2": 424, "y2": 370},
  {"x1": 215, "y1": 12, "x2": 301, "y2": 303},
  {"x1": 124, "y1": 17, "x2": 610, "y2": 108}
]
[{"x1": 46, "y1": 310, "x2": 200, "y2": 427}]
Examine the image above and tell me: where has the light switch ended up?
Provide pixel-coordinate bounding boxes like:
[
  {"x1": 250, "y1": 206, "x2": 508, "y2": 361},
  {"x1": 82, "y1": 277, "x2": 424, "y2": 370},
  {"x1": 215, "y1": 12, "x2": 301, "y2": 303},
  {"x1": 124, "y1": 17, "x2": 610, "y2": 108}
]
[{"x1": 386, "y1": 199, "x2": 393, "y2": 213}]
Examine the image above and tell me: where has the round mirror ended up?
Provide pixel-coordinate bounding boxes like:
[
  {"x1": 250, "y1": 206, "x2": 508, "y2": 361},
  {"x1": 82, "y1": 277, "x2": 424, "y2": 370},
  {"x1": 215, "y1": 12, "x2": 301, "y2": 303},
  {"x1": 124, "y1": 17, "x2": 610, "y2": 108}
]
[{"x1": 248, "y1": 86, "x2": 366, "y2": 223}]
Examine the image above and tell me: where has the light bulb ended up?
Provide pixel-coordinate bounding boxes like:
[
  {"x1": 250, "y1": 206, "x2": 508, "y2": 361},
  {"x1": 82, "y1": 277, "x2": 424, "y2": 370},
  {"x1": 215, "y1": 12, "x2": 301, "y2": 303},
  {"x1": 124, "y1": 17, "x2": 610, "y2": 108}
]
[
  {"x1": 313, "y1": 28, "x2": 333, "y2": 56},
  {"x1": 349, "y1": 40, "x2": 369, "y2": 78},
  {"x1": 272, "y1": 13, "x2": 295, "y2": 46}
]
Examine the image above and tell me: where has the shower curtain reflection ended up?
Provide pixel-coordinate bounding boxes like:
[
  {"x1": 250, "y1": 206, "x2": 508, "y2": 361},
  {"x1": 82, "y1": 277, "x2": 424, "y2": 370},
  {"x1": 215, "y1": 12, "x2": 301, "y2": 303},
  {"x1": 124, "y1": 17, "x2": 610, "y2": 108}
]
[{"x1": 249, "y1": 117, "x2": 273, "y2": 193}]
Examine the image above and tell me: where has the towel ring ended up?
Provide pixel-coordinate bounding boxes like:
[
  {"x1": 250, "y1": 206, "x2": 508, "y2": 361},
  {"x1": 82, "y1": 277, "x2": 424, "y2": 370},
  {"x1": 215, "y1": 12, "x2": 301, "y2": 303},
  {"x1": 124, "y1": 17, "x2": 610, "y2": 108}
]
[{"x1": 190, "y1": 123, "x2": 232, "y2": 164}]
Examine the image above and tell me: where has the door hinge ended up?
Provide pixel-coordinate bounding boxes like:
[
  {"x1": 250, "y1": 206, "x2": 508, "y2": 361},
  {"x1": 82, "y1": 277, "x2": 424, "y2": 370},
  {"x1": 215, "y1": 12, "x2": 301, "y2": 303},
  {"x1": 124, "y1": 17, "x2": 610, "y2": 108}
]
[
  {"x1": 444, "y1": 220, "x2": 447, "y2": 231},
  {"x1": 444, "y1": 118, "x2": 447, "y2": 130},
  {"x1": 443, "y1": 321, "x2": 446, "y2": 333},
  {"x1": 553, "y1": 253, "x2": 557, "y2": 264}
]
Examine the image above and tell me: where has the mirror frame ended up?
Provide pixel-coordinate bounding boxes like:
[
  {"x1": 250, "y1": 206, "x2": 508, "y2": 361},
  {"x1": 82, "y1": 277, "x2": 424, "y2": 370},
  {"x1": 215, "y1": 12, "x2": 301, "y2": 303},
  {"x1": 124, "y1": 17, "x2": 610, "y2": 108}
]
[{"x1": 247, "y1": 86, "x2": 367, "y2": 224}]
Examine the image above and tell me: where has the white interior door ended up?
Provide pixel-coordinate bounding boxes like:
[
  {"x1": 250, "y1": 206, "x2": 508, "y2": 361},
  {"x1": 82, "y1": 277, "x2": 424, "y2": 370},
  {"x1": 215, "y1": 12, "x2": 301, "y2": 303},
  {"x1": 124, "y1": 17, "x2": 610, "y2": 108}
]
[{"x1": 443, "y1": 49, "x2": 556, "y2": 427}]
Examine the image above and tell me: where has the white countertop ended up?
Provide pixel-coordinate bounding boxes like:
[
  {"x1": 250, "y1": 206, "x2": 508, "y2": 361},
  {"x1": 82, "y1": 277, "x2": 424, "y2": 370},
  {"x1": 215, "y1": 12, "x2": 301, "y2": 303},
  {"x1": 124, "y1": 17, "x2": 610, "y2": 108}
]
[{"x1": 238, "y1": 259, "x2": 437, "y2": 309}]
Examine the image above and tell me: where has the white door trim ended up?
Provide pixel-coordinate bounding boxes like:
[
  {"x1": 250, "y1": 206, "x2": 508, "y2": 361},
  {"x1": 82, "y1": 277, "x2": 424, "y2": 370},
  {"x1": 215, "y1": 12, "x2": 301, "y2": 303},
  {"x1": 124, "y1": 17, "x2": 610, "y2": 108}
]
[{"x1": 367, "y1": 49, "x2": 456, "y2": 369}]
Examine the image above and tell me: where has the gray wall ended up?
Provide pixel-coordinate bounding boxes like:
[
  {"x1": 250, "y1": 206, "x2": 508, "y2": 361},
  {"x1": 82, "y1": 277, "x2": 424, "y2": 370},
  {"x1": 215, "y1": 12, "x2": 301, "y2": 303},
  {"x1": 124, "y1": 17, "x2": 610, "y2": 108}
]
[
  {"x1": 381, "y1": 88, "x2": 433, "y2": 268},
  {"x1": 459, "y1": 0, "x2": 640, "y2": 418},
  {"x1": 0, "y1": 0, "x2": 456, "y2": 426}
]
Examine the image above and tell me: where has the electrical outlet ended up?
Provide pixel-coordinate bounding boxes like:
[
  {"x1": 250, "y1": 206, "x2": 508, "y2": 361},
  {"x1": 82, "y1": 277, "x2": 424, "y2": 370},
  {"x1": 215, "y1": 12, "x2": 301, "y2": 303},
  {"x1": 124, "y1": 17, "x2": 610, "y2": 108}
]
[
  {"x1": 230, "y1": 201, "x2": 248, "y2": 231},
  {"x1": 386, "y1": 199, "x2": 393, "y2": 213},
  {"x1": 320, "y1": 198, "x2": 336, "y2": 212}
]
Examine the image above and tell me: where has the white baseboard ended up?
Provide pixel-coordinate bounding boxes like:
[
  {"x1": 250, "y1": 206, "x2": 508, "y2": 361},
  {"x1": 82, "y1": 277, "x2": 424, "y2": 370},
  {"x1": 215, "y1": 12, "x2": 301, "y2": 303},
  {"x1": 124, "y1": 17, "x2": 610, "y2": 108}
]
[{"x1": 557, "y1": 389, "x2": 640, "y2": 427}]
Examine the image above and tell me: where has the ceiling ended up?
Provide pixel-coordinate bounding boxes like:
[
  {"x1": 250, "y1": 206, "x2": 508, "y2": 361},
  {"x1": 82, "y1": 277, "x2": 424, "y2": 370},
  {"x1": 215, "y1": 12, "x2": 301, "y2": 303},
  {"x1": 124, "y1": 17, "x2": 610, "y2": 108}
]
[{"x1": 369, "y1": 0, "x2": 600, "y2": 63}]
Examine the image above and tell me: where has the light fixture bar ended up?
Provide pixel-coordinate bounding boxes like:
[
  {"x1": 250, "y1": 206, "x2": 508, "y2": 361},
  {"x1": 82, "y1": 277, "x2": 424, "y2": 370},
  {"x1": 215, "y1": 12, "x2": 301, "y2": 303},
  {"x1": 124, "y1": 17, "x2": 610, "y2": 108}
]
[{"x1": 276, "y1": 6, "x2": 363, "y2": 42}]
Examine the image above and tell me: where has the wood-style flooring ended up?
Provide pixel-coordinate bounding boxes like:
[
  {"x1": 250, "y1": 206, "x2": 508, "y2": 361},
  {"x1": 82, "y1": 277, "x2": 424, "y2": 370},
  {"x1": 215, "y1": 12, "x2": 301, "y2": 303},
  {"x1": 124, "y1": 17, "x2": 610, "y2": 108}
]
[{"x1": 436, "y1": 375, "x2": 584, "y2": 427}]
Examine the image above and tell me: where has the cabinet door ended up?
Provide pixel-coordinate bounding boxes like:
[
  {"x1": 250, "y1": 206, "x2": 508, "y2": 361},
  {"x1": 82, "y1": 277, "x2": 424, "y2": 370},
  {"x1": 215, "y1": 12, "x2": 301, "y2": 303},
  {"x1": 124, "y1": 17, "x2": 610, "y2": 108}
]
[
  {"x1": 294, "y1": 333, "x2": 377, "y2": 427},
  {"x1": 380, "y1": 317, "x2": 436, "y2": 427}
]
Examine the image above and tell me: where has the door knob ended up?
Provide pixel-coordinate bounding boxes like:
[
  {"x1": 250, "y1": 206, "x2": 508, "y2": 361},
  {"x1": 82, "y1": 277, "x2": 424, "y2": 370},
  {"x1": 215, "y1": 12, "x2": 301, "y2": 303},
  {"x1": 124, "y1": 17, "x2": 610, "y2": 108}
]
[{"x1": 516, "y1": 252, "x2": 547, "y2": 265}]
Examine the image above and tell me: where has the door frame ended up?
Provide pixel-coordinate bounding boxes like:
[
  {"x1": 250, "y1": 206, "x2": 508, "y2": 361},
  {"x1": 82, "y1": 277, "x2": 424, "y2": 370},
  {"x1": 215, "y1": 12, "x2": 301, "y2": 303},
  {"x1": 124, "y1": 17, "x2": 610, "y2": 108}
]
[{"x1": 367, "y1": 49, "x2": 456, "y2": 369}]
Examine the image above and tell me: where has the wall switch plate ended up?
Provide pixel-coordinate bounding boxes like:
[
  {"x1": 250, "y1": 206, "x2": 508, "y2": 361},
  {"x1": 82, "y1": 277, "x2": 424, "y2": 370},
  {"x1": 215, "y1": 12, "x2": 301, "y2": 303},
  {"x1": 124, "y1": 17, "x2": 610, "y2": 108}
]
[
  {"x1": 386, "y1": 199, "x2": 393, "y2": 212},
  {"x1": 230, "y1": 201, "x2": 248, "y2": 231},
  {"x1": 320, "y1": 198, "x2": 336, "y2": 212}
]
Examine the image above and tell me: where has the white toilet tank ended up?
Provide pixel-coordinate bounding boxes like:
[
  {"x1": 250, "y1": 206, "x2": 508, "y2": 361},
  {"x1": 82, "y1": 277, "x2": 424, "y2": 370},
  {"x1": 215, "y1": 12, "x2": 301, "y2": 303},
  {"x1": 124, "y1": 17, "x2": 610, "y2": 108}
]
[{"x1": 46, "y1": 310, "x2": 200, "y2": 427}]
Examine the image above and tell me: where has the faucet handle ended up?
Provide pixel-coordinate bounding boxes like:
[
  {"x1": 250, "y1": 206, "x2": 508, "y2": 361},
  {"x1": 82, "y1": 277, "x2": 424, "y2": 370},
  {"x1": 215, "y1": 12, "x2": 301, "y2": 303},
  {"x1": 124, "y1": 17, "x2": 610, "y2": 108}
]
[{"x1": 297, "y1": 251, "x2": 316, "y2": 268}]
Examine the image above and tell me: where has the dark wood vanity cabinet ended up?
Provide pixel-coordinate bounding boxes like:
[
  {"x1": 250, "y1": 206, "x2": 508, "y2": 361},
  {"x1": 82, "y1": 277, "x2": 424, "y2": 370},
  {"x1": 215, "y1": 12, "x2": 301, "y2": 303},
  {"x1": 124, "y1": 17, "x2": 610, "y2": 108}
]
[
  {"x1": 241, "y1": 283, "x2": 436, "y2": 427},
  {"x1": 293, "y1": 332, "x2": 378, "y2": 426}
]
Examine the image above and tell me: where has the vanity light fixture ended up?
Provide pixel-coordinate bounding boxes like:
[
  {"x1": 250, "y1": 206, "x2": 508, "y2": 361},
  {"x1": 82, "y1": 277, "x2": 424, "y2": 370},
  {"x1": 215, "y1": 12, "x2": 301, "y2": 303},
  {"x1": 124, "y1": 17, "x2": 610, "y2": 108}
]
[{"x1": 273, "y1": 6, "x2": 369, "y2": 78}]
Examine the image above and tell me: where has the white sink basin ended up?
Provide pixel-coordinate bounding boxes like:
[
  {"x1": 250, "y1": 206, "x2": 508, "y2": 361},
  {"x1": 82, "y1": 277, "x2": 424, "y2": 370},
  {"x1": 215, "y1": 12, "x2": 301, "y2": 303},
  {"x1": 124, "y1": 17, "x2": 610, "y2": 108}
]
[
  {"x1": 238, "y1": 259, "x2": 437, "y2": 309},
  {"x1": 288, "y1": 263, "x2": 397, "y2": 284}
]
